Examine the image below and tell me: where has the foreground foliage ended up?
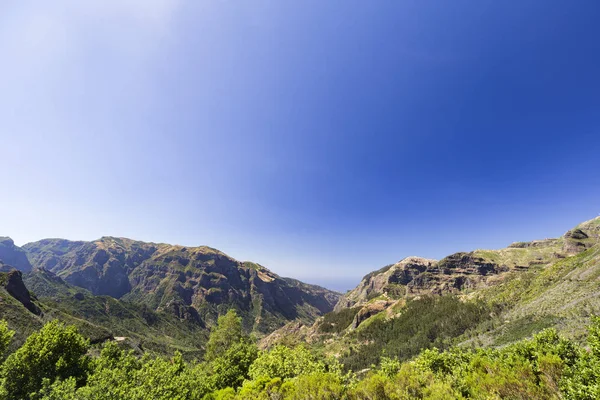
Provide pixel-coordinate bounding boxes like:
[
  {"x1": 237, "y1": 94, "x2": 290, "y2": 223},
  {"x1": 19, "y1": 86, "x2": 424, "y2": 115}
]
[{"x1": 2, "y1": 313, "x2": 600, "y2": 399}]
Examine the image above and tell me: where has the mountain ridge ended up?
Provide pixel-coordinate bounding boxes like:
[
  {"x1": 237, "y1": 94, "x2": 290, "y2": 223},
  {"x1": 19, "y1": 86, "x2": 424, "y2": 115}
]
[
  {"x1": 334, "y1": 216, "x2": 600, "y2": 315},
  {"x1": 6, "y1": 236, "x2": 340, "y2": 336},
  {"x1": 260, "y1": 216, "x2": 600, "y2": 365}
]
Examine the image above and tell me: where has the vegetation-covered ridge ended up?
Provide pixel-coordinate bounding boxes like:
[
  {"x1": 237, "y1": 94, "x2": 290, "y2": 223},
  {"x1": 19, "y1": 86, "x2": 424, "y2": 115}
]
[
  {"x1": 0, "y1": 236, "x2": 339, "y2": 358},
  {"x1": 3, "y1": 312, "x2": 600, "y2": 399},
  {"x1": 261, "y1": 217, "x2": 600, "y2": 370},
  {"x1": 2, "y1": 216, "x2": 600, "y2": 397},
  {"x1": 0, "y1": 267, "x2": 208, "y2": 357},
  {"x1": 0, "y1": 236, "x2": 340, "y2": 337},
  {"x1": 337, "y1": 216, "x2": 600, "y2": 313}
]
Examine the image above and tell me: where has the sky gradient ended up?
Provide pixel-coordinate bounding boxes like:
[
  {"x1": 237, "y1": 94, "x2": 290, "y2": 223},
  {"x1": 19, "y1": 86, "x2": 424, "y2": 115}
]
[{"x1": 2, "y1": 1, "x2": 600, "y2": 291}]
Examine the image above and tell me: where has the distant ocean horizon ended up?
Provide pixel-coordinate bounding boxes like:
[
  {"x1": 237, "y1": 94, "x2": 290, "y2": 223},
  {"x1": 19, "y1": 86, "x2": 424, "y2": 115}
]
[{"x1": 303, "y1": 277, "x2": 359, "y2": 293}]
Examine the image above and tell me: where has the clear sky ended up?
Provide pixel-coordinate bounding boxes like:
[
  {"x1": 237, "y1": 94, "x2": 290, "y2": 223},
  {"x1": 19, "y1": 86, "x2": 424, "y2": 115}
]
[{"x1": 2, "y1": 1, "x2": 600, "y2": 291}]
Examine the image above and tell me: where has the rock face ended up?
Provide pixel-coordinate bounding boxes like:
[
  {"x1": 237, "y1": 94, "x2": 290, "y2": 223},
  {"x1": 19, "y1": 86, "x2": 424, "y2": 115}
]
[
  {"x1": 20, "y1": 237, "x2": 340, "y2": 333},
  {"x1": 0, "y1": 270, "x2": 41, "y2": 315},
  {"x1": 562, "y1": 222, "x2": 598, "y2": 254},
  {"x1": 23, "y1": 238, "x2": 156, "y2": 298},
  {"x1": 335, "y1": 257, "x2": 436, "y2": 311},
  {"x1": 258, "y1": 321, "x2": 310, "y2": 350},
  {"x1": 0, "y1": 237, "x2": 32, "y2": 272},
  {"x1": 334, "y1": 217, "x2": 600, "y2": 329},
  {"x1": 350, "y1": 300, "x2": 391, "y2": 329}
]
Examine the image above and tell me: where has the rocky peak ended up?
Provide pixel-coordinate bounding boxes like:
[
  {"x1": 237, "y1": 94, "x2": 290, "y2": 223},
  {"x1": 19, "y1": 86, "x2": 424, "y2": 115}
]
[
  {"x1": 334, "y1": 256, "x2": 437, "y2": 311},
  {"x1": 0, "y1": 237, "x2": 32, "y2": 272},
  {"x1": 571, "y1": 216, "x2": 600, "y2": 239},
  {"x1": 562, "y1": 216, "x2": 600, "y2": 254},
  {"x1": 331, "y1": 216, "x2": 600, "y2": 331},
  {"x1": 21, "y1": 236, "x2": 340, "y2": 333},
  {"x1": 0, "y1": 270, "x2": 41, "y2": 315}
]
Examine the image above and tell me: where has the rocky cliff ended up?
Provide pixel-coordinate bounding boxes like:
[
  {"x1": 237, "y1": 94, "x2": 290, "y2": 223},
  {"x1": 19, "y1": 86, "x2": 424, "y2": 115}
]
[
  {"x1": 0, "y1": 237, "x2": 32, "y2": 272},
  {"x1": 20, "y1": 236, "x2": 340, "y2": 333},
  {"x1": 331, "y1": 216, "x2": 600, "y2": 330},
  {"x1": 260, "y1": 217, "x2": 600, "y2": 354},
  {"x1": 0, "y1": 269, "x2": 41, "y2": 315}
]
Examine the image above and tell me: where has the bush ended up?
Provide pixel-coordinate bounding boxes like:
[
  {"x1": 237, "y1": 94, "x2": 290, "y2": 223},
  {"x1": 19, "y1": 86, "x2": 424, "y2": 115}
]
[
  {"x1": 318, "y1": 307, "x2": 360, "y2": 334},
  {"x1": 341, "y1": 295, "x2": 491, "y2": 370},
  {"x1": 249, "y1": 345, "x2": 326, "y2": 381},
  {"x1": 0, "y1": 320, "x2": 90, "y2": 399},
  {"x1": 0, "y1": 321, "x2": 14, "y2": 359},
  {"x1": 6, "y1": 311, "x2": 600, "y2": 399}
]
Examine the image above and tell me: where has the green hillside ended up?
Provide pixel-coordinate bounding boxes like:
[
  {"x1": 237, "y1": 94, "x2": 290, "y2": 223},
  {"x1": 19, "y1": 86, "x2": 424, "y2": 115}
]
[{"x1": 262, "y1": 217, "x2": 600, "y2": 371}]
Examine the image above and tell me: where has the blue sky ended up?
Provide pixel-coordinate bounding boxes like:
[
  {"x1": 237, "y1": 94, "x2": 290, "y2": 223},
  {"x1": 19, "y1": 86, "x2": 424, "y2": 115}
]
[{"x1": 2, "y1": 1, "x2": 600, "y2": 291}]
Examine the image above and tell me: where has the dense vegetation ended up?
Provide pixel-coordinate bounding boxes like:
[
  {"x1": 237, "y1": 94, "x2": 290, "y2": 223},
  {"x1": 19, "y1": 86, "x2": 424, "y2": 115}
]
[
  {"x1": 2, "y1": 309, "x2": 600, "y2": 399},
  {"x1": 20, "y1": 236, "x2": 340, "y2": 335},
  {"x1": 341, "y1": 296, "x2": 495, "y2": 371},
  {"x1": 0, "y1": 218, "x2": 598, "y2": 398},
  {"x1": 318, "y1": 307, "x2": 361, "y2": 334}
]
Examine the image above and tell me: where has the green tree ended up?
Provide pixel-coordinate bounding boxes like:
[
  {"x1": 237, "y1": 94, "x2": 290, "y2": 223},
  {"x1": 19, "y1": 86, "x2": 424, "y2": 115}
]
[
  {"x1": 249, "y1": 345, "x2": 326, "y2": 381},
  {"x1": 0, "y1": 320, "x2": 90, "y2": 400},
  {"x1": 73, "y1": 342, "x2": 142, "y2": 399},
  {"x1": 282, "y1": 372, "x2": 345, "y2": 400},
  {"x1": 37, "y1": 377, "x2": 78, "y2": 400},
  {"x1": 212, "y1": 340, "x2": 258, "y2": 390},
  {"x1": 125, "y1": 352, "x2": 191, "y2": 400},
  {"x1": 560, "y1": 317, "x2": 600, "y2": 399},
  {"x1": 236, "y1": 376, "x2": 284, "y2": 399},
  {"x1": 206, "y1": 309, "x2": 243, "y2": 362},
  {"x1": 0, "y1": 320, "x2": 14, "y2": 358}
]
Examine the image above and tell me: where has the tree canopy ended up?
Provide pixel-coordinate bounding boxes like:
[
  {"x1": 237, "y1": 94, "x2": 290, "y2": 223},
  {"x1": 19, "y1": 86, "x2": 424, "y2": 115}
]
[{"x1": 2, "y1": 312, "x2": 600, "y2": 399}]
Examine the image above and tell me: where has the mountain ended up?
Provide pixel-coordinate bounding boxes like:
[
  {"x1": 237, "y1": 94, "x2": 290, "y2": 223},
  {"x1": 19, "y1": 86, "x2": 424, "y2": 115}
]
[
  {"x1": 4, "y1": 217, "x2": 599, "y2": 366},
  {"x1": 0, "y1": 237, "x2": 32, "y2": 272},
  {"x1": 0, "y1": 265, "x2": 209, "y2": 355},
  {"x1": 332, "y1": 217, "x2": 600, "y2": 330},
  {"x1": 22, "y1": 268, "x2": 208, "y2": 354},
  {"x1": 19, "y1": 237, "x2": 340, "y2": 334},
  {"x1": 261, "y1": 217, "x2": 600, "y2": 369},
  {"x1": 0, "y1": 268, "x2": 44, "y2": 352},
  {"x1": 0, "y1": 236, "x2": 339, "y2": 356}
]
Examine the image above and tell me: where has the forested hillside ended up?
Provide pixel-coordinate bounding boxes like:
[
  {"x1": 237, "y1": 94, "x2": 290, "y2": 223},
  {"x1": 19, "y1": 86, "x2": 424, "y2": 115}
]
[
  {"x1": 1, "y1": 312, "x2": 600, "y2": 399},
  {"x1": 261, "y1": 217, "x2": 600, "y2": 371},
  {"x1": 22, "y1": 237, "x2": 340, "y2": 334},
  {"x1": 0, "y1": 237, "x2": 339, "y2": 356},
  {"x1": 1, "y1": 217, "x2": 600, "y2": 398}
]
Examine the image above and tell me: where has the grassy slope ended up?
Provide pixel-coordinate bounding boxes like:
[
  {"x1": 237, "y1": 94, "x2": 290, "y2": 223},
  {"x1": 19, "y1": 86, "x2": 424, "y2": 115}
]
[
  {"x1": 287, "y1": 218, "x2": 600, "y2": 370},
  {"x1": 473, "y1": 243, "x2": 600, "y2": 345},
  {"x1": 0, "y1": 285, "x2": 44, "y2": 352},
  {"x1": 18, "y1": 270, "x2": 208, "y2": 356}
]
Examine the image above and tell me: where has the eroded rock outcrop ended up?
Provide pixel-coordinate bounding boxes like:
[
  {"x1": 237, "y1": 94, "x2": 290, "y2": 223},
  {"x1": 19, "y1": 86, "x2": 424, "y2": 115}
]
[
  {"x1": 333, "y1": 217, "x2": 600, "y2": 330},
  {"x1": 1, "y1": 270, "x2": 41, "y2": 315},
  {"x1": 335, "y1": 257, "x2": 436, "y2": 311},
  {"x1": 350, "y1": 300, "x2": 391, "y2": 329}
]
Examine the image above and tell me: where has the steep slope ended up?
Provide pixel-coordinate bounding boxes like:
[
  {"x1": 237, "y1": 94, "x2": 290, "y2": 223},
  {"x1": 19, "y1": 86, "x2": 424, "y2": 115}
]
[
  {"x1": 23, "y1": 237, "x2": 162, "y2": 298},
  {"x1": 0, "y1": 237, "x2": 32, "y2": 272},
  {"x1": 22, "y1": 268, "x2": 207, "y2": 355},
  {"x1": 474, "y1": 216, "x2": 600, "y2": 344},
  {"x1": 0, "y1": 265, "x2": 208, "y2": 355},
  {"x1": 332, "y1": 217, "x2": 600, "y2": 331},
  {"x1": 21, "y1": 237, "x2": 340, "y2": 334},
  {"x1": 262, "y1": 217, "x2": 600, "y2": 369},
  {"x1": 0, "y1": 267, "x2": 44, "y2": 351},
  {"x1": 334, "y1": 256, "x2": 437, "y2": 311}
]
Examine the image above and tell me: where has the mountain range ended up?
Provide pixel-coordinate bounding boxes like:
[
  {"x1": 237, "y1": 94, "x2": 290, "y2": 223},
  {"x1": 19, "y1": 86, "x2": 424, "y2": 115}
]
[
  {"x1": 1, "y1": 216, "x2": 599, "y2": 363},
  {"x1": 260, "y1": 216, "x2": 600, "y2": 369},
  {"x1": 0, "y1": 236, "x2": 339, "y2": 354}
]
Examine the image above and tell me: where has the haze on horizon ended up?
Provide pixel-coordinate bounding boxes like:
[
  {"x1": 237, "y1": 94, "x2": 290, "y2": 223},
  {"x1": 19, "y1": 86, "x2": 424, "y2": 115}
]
[{"x1": 2, "y1": 1, "x2": 600, "y2": 292}]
